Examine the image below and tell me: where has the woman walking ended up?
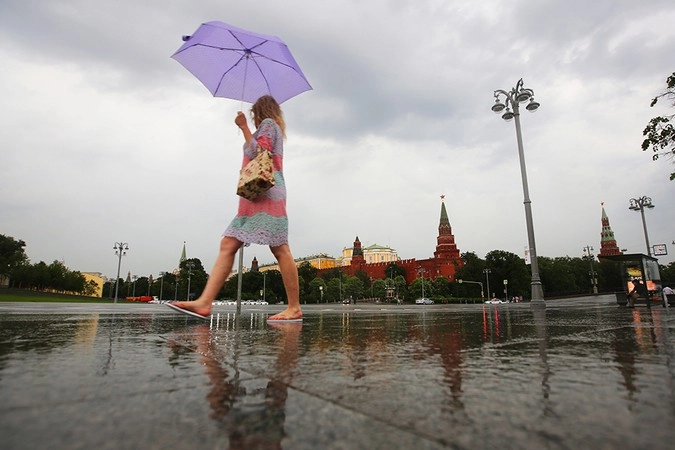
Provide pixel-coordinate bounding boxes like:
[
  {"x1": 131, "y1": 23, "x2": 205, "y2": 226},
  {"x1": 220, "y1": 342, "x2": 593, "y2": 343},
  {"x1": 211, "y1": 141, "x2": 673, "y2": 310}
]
[{"x1": 168, "y1": 95, "x2": 302, "y2": 322}]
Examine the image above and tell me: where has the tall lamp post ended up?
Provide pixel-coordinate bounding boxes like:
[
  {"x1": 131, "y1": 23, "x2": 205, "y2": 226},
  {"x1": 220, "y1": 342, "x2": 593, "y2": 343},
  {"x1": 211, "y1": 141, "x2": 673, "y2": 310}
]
[
  {"x1": 417, "y1": 267, "x2": 425, "y2": 299},
  {"x1": 113, "y1": 242, "x2": 129, "y2": 304},
  {"x1": 491, "y1": 78, "x2": 544, "y2": 303},
  {"x1": 629, "y1": 196, "x2": 655, "y2": 256},
  {"x1": 483, "y1": 268, "x2": 492, "y2": 299},
  {"x1": 159, "y1": 271, "x2": 166, "y2": 301},
  {"x1": 582, "y1": 245, "x2": 598, "y2": 294},
  {"x1": 185, "y1": 261, "x2": 194, "y2": 301}
]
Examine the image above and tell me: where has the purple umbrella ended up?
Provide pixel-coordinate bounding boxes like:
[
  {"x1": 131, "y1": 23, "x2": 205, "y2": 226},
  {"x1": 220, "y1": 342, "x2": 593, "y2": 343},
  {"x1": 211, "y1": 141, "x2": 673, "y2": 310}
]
[{"x1": 172, "y1": 21, "x2": 312, "y2": 104}]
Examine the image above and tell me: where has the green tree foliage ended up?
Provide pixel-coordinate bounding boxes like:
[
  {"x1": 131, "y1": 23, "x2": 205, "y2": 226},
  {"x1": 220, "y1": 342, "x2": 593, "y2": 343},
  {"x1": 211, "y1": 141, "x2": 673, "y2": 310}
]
[
  {"x1": 409, "y1": 277, "x2": 433, "y2": 300},
  {"x1": 326, "y1": 277, "x2": 343, "y2": 302},
  {"x1": 297, "y1": 261, "x2": 317, "y2": 302},
  {"x1": 9, "y1": 259, "x2": 87, "y2": 293},
  {"x1": 485, "y1": 250, "x2": 530, "y2": 299},
  {"x1": 0, "y1": 234, "x2": 28, "y2": 275},
  {"x1": 344, "y1": 276, "x2": 364, "y2": 301},
  {"x1": 385, "y1": 262, "x2": 406, "y2": 280},
  {"x1": 660, "y1": 262, "x2": 675, "y2": 286},
  {"x1": 175, "y1": 258, "x2": 207, "y2": 300},
  {"x1": 642, "y1": 72, "x2": 675, "y2": 180},
  {"x1": 308, "y1": 277, "x2": 327, "y2": 303},
  {"x1": 371, "y1": 279, "x2": 387, "y2": 299},
  {"x1": 539, "y1": 257, "x2": 581, "y2": 296},
  {"x1": 455, "y1": 251, "x2": 486, "y2": 282}
]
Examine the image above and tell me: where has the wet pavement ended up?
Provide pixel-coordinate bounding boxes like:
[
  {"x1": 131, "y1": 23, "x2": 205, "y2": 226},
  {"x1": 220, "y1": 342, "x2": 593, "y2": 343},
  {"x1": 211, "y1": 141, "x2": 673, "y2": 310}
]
[{"x1": 1, "y1": 295, "x2": 674, "y2": 449}]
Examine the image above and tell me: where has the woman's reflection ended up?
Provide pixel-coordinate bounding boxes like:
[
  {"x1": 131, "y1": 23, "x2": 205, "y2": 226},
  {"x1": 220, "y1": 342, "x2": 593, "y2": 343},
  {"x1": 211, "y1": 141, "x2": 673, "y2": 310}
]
[{"x1": 169, "y1": 321, "x2": 301, "y2": 449}]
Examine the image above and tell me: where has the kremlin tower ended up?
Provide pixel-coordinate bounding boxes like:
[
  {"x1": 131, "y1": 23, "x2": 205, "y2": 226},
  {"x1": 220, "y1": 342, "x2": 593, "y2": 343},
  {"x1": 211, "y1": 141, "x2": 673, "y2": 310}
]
[
  {"x1": 599, "y1": 203, "x2": 622, "y2": 257},
  {"x1": 339, "y1": 196, "x2": 462, "y2": 284},
  {"x1": 434, "y1": 196, "x2": 461, "y2": 261}
]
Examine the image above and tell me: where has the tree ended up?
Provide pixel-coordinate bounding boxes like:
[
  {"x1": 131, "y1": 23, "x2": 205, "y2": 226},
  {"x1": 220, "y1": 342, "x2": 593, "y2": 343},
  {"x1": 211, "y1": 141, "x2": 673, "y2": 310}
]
[
  {"x1": 177, "y1": 258, "x2": 207, "y2": 300},
  {"x1": 308, "y1": 277, "x2": 327, "y2": 303},
  {"x1": 659, "y1": 262, "x2": 675, "y2": 286},
  {"x1": 642, "y1": 72, "x2": 675, "y2": 181},
  {"x1": 344, "y1": 276, "x2": 364, "y2": 300},
  {"x1": 326, "y1": 277, "x2": 342, "y2": 302},
  {"x1": 385, "y1": 262, "x2": 406, "y2": 280},
  {"x1": 371, "y1": 279, "x2": 387, "y2": 299},
  {"x1": 539, "y1": 256, "x2": 580, "y2": 296},
  {"x1": 455, "y1": 251, "x2": 486, "y2": 283},
  {"x1": 409, "y1": 277, "x2": 433, "y2": 300},
  {"x1": 0, "y1": 234, "x2": 28, "y2": 276},
  {"x1": 485, "y1": 250, "x2": 530, "y2": 299},
  {"x1": 432, "y1": 276, "x2": 451, "y2": 299}
]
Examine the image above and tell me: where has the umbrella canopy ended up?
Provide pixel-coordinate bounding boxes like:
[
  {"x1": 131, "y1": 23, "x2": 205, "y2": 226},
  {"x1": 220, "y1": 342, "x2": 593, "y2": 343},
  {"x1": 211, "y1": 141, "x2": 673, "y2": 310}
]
[{"x1": 172, "y1": 21, "x2": 312, "y2": 104}]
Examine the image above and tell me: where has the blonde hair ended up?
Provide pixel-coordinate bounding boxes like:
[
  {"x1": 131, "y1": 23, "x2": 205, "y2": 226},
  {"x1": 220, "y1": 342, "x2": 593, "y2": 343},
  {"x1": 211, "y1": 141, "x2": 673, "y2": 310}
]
[{"x1": 251, "y1": 95, "x2": 286, "y2": 138}]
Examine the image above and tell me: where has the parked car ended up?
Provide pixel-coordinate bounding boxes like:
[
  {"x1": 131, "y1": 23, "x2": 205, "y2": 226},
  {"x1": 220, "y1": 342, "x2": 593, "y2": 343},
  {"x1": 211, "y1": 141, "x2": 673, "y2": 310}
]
[
  {"x1": 415, "y1": 298, "x2": 433, "y2": 305},
  {"x1": 485, "y1": 298, "x2": 505, "y2": 304}
]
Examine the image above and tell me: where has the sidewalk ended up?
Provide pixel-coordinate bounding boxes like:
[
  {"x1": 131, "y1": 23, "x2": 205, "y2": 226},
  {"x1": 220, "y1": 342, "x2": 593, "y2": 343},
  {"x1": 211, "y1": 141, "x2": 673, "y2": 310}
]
[{"x1": 1, "y1": 296, "x2": 673, "y2": 449}]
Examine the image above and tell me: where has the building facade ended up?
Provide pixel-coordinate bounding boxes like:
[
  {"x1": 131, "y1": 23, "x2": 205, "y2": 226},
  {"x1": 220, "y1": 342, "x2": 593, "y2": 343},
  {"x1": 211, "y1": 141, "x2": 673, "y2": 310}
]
[
  {"x1": 257, "y1": 253, "x2": 338, "y2": 272},
  {"x1": 323, "y1": 198, "x2": 463, "y2": 284},
  {"x1": 340, "y1": 242, "x2": 399, "y2": 266}
]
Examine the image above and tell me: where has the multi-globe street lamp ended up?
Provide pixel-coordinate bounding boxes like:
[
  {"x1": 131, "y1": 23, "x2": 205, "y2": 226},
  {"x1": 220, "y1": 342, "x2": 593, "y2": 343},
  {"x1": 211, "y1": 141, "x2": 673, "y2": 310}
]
[
  {"x1": 113, "y1": 242, "x2": 129, "y2": 304},
  {"x1": 629, "y1": 196, "x2": 655, "y2": 256},
  {"x1": 491, "y1": 78, "x2": 544, "y2": 304}
]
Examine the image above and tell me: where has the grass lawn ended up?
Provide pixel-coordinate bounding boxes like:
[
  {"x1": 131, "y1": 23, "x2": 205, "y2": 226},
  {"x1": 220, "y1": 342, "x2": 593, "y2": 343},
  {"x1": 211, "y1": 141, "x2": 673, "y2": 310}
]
[{"x1": 0, "y1": 288, "x2": 115, "y2": 303}]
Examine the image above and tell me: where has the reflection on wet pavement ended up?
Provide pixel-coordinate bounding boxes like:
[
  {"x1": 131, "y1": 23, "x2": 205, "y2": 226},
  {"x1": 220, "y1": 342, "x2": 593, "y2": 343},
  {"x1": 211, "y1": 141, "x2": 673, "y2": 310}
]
[{"x1": 0, "y1": 298, "x2": 674, "y2": 449}]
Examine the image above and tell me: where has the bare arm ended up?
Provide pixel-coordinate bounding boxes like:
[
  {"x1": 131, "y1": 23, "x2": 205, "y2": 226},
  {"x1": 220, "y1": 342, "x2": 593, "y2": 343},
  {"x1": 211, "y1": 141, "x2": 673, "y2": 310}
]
[{"x1": 235, "y1": 111, "x2": 254, "y2": 144}]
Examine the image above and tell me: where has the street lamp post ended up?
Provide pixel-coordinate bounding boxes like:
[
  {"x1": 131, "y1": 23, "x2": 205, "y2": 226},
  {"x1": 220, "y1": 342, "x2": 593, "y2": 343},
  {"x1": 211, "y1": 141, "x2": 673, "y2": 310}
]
[
  {"x1": 629, "y1": 196, "x2": 655, "y2": 256},
  {"x1": 483, "y1": 268, "x2": 492, "y2": 300},
  {"x1": 132, "y1": 275, "x2": 138, "y2": 297},
  {"x1": 417, "y1": 267, "x2": 425, "y2": 299},
  {"x1": 457, "y1": 279, "x2": 484, "y2": 301},
  {"x1": 185, "y1": 261, "x2": 194, "y2": 301},
  {"x1": 583, "y1": 245, "x2": 598, "y2": 294},
  {"x1": 159, "y1": 271, "x2": 166, "y2": 301},
  {"x1": 491, "y1": 78, "x2": 544, "y2": 303},
  {"x1": 113, "y1": 242, "x2": 129, "y2": 304}
]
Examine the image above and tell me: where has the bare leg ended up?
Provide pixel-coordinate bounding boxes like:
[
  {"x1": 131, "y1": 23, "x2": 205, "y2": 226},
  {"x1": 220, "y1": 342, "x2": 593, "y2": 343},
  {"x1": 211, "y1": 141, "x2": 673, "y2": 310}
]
[
  {"x1": 172, "y1": 237, "x2": 242, "y2": 316},
  {"x1": 268, "y1": 244, "x2": 303, "y2": 320}
]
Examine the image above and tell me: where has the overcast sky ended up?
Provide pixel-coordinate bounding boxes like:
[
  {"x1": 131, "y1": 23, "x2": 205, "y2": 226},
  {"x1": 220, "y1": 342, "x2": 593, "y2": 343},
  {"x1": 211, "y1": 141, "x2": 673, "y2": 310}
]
[{"x1": 1, "y1": 0, "x2": 674, "y2": 281}]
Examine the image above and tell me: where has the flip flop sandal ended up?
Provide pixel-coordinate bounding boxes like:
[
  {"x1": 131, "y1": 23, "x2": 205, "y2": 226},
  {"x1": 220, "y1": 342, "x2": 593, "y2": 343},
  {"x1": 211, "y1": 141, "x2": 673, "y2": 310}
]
[{"x1": 166, "y1": 302, "x2": 210, "y2": 320}]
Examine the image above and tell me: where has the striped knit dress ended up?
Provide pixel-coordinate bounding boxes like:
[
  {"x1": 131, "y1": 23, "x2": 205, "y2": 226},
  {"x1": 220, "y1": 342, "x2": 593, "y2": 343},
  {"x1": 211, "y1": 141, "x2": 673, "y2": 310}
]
[{"x1": 223, "y1": 118, "x2": 288, "y2": 246}]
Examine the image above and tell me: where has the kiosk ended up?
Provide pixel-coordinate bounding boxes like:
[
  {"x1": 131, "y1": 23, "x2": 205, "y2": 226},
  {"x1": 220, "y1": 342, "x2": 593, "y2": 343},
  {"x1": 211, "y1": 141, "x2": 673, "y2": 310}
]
[{"x1": 598, "y1": 253, "x2": 666, "y2": 307}]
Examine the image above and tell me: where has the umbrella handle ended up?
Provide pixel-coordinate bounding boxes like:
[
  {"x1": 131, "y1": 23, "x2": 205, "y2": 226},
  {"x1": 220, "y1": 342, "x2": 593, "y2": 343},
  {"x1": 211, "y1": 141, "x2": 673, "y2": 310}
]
[{"x1": 241, "y1": 52, "x2": 251, "y2": 105}]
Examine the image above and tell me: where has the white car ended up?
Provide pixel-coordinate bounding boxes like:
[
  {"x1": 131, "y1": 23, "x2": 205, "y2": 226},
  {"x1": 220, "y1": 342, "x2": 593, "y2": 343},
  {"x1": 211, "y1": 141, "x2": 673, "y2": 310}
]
[{"x1": 415, "y1": 298, "x2": 433, "y2": 305}]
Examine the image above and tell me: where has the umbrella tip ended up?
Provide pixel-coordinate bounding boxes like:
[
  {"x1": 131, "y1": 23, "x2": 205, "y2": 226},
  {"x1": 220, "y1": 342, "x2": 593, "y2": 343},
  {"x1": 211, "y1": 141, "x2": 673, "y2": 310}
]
[{"x1": 182, "y1": 35, "x2": 191, "y2": 42}]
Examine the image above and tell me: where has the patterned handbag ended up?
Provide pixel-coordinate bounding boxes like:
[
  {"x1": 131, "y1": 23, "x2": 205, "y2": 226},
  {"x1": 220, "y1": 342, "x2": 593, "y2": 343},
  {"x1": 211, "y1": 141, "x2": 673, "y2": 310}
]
[{"x1": 236, "y1": 145, "x2": 275, "y2": 201}]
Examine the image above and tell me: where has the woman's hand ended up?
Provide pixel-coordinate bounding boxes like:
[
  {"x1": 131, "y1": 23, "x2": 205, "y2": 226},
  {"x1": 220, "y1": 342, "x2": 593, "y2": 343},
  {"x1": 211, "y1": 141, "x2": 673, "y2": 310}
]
[
  {"x1": 235, "y1": 111, "x2": 253, "y2": 143},
  {"x1": 235, "y1": 111, "x2": 248, "y2": 129}
]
